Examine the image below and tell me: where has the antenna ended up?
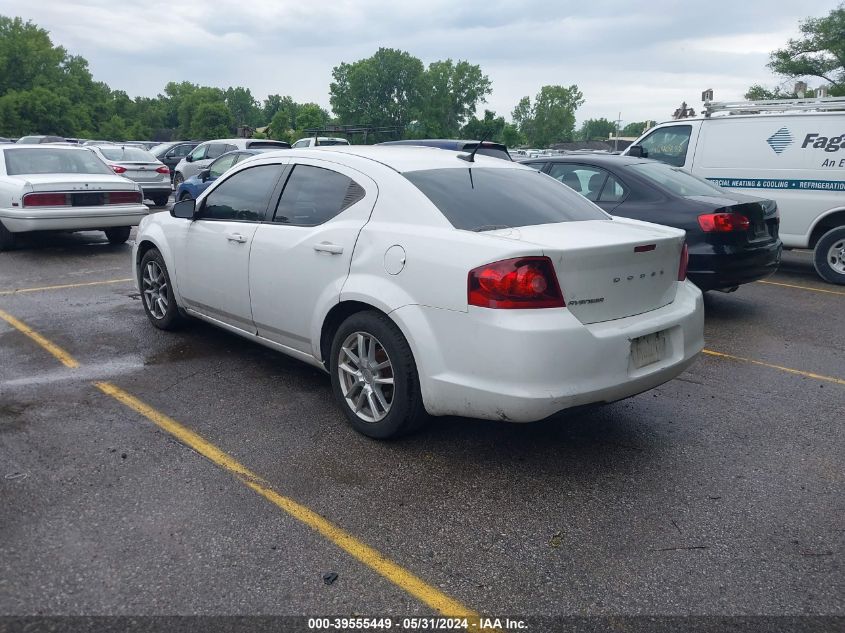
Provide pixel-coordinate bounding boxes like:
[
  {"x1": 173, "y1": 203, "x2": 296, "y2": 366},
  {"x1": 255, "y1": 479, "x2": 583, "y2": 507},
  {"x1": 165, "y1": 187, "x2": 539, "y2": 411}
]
[{"x1": 458, "y1": 129, "x2": 492, "y2": 163}]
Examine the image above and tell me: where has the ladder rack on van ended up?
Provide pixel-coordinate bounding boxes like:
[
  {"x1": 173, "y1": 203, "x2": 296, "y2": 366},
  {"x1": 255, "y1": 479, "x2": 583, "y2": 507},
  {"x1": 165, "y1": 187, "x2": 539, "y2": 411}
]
[{"x1": 703, "y1": 96, "x2": 845, "y2": 117}]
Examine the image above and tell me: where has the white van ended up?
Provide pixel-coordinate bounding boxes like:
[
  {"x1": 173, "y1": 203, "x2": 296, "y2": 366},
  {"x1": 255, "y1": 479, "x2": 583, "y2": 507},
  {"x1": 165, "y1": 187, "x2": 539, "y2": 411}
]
[{"x1": 625, "y1": 97, "x2": 845, "y2": 284}]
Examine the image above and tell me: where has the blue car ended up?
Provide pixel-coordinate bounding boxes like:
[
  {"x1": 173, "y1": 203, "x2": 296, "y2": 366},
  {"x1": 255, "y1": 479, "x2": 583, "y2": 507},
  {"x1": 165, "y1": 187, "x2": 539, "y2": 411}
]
[{"x1": 174, "y1": 149, "x2": 274, "y2": 201}]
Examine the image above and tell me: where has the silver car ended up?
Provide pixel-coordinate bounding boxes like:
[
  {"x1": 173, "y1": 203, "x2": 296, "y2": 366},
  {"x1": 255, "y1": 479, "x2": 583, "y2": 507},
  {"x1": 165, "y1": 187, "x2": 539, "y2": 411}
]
[
  {"x1": 89, "y1": 146, "x2": 172, "y2": 207},
  {"x1": 173, "y1": 138, "x2": 290, "y2": 187}
]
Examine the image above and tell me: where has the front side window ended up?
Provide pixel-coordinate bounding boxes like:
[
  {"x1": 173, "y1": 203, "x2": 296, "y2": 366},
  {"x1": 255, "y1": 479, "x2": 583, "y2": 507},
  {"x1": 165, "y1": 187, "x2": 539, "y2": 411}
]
[
  {"x1": 189, "y1": 145, "x2": 208, "y2": 161},
  {"x1": 404, "y1": 167, "x2": 607, "y2": 231},
  {"x1": 292, "y1": 140, "x2": 310, "y2": 148},
  {"x1": 200, "y1": 164, "x2": 283, "y2": 222},
  {"x1": 273, "y1": 164, "x2": 365, "y2": 226},
  {"x1": 637, "y1": 125, "x2": 692, "y2": 167},
  {"x1": 171, "y1": 144, "x2": 193, "y2": 158},
  {"x1": 4, "y1": 149, "x2": 113, "y2": 176},
  {"x1": 208, "y1": 153, "x2": 239, "y2": 179}
]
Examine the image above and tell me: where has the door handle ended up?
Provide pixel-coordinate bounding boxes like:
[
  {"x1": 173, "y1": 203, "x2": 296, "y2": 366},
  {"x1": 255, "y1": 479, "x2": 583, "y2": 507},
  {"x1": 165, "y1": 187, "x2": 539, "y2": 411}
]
[
  {"x1": 227, "y1": 232, "x2": 247, "y2": 243},
  {"x1": 313, "y1": 242, "x2": 344, "y2": 255}
]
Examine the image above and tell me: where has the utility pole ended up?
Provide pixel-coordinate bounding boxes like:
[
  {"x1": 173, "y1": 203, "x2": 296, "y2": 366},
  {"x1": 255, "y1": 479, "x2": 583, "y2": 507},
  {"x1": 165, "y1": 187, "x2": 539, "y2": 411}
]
[{"x1": 614, "y1": 112, "x2": 622, "y2": 152}]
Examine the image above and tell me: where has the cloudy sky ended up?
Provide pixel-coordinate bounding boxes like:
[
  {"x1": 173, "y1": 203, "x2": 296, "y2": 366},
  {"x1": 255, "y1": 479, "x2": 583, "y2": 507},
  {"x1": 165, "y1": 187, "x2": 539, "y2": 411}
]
[{"x1": 2, "y1": 0, "x2": 841, "y2": 127}]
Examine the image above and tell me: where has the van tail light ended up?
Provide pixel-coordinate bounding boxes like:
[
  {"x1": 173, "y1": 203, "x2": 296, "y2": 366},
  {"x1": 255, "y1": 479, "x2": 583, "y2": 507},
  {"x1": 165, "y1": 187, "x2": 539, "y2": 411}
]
[
  {"x1": 698, "y1": 212, "x2": 750, "y2": 232},
  {"x1": 108, "y1": 191, "x2": 142, "y2": 205},
  {"x1": 22, "y1": 193, "x2": 69, "y2": 207},
  {"x1": 156, "y1": 165, "x2": 170, "y2": 174},
  {"x1": 678, "y1": 243, "x2": 689, "y2": 281},
  {"x1": 111, "y1": 165, "x2": 127, "y2": 174},
  {"x1": 468, "y1": 256, "x2": 565, "y2": 309}
]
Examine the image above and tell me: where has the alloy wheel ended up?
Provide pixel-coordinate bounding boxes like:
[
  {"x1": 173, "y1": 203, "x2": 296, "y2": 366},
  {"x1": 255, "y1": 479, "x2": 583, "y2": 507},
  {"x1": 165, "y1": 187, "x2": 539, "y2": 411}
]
[
  {"x1": 337, "y1": 331, "x2": 395, "y2": 423},
  {"x1": 142, "y1": 260, "x2": 169, "y2": 319}
]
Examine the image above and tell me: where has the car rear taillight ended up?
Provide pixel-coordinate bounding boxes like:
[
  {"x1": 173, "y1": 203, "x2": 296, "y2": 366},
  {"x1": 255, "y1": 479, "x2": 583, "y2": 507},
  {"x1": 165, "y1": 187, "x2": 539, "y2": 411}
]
[
  {"x1": 678, "y1": 243, "x2": 689, "y2": 281},
  {"x1": 111, "y1": 165, "x2": 127, "y2": 174},
  {"x1": 108, "y1": 191, "x2": 142, "y2": 205},
  {"x1": 156, "y1": 165, "x2": 170, "y2": 174},
  {"x1": 697, "y1": 212, "x2": 750, "y2": 232},
  {"x1": 468, "y1": 256, "x2": 565, "y2": 309},
  {"x1": 22, "y1": 193, "x2": 69, "y2": 207}
]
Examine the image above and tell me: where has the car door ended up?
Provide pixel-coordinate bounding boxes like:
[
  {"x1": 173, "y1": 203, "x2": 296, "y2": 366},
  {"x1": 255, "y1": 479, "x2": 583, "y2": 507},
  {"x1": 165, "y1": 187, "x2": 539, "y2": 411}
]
[
  {"x1": 249, "y1": 159, "x2": 376, "y2": 354},
  {"x1": 177, "y1": 161, "x2": 287, "y2": 332}
]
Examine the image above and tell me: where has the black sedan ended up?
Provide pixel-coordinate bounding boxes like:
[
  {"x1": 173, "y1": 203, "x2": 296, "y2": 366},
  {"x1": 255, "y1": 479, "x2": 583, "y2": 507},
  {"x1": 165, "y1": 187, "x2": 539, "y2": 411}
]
[{"x1": 522, "y1": 155, "x2": 782, "y2": 292}]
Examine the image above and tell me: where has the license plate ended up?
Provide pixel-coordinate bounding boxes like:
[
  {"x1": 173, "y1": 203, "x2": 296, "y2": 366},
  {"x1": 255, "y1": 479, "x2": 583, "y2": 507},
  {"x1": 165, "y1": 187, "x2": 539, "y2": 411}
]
[
  {"x1": 71, "y1": 192, "x2": 103, "y2": 206},
  {"x1": 631, "y1": 331, "x2": 667, "y2": 369}
]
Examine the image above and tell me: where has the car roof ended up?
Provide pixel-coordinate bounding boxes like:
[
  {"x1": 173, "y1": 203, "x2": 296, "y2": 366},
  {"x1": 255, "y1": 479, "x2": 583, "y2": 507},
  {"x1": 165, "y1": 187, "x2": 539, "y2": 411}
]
[
  {"x1": 380, "y1": 139, "x2": 508, "y2": 150},
  {"x1": 519, "y1": 154, "x2": 652, "y2": 167},
  {"x1": 255, "y1": 145, "x2": 526, "y2": 173}
]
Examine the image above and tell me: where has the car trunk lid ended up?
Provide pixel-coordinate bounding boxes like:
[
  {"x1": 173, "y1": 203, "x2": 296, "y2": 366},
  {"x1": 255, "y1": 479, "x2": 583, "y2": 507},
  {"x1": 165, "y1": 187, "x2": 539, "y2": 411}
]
[{"x1": 486, "y1": 219, "x2": 684, "y2": 324}]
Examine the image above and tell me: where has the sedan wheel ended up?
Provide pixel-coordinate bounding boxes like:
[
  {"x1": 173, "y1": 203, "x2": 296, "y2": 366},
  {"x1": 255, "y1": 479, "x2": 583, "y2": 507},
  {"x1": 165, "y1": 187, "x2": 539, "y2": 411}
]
[
  {"x1": 139, "y1": 248, "x2": 184, "y2": 330},
  {"x1": 330, "y1": 311, "x2": 427, "y2": 438},
  {"x1": 337, "y1": 331, "x2": 395, "y2": 423}
]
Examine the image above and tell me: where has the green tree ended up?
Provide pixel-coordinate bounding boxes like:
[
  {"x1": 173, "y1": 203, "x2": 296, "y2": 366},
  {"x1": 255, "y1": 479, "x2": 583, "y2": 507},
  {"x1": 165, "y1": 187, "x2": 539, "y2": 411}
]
[
  {"x1": 460, "y1": 109, "x2": 505, "y2": 141},
  {"x1": 419, "y1": 59, "x2": 492, "y2": 137},
  {"x1": 743, "y1": 84, "x2": 817, "y2": 100},
  {"x1": 224, "y1": 86, "x2": 261, "y2": 127},
  {"x1": 511, "y1": 85, "x2": 584, "y2": 147},
  {"x1": 621, "y1": 121, "x2": 649, "y2": 137},
  {"x1": 269, "y1": 108, "x2": 294, "y2": 142},
  {"x1": 768, "y1": 3, "x2": 845, "y2": 95},
  {"x1": 501, "y1": 123, "x2": 524, "y2": 147},
  {"x1": 577, "y1": 117, "x2": 616, "y2": 141},
  {"x1": 330, "y1": 48, "x2": 425, "y2": 128},
  {"x1": 191, "y1": 102, "x2": 234, "y2": 138},
  {"x1": 294, "y1": 103, "x2": 329, "y2": 134}
]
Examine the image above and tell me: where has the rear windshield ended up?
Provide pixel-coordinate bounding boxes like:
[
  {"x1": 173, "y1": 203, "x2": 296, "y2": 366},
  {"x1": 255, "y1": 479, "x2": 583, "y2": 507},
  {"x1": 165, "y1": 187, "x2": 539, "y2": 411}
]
[
  {"x1": 316, "y1": 140, "x2": 349, "y2": 146},
  {"x1": 404, "y1": 167, "x2": 607, "y2": 231},
  {"x1": 627, "y1": 162, "x2": 725, "y2": 197},
  {"x1": 247, "y1": 141, "x2": 290, "y2": 149},
  {"x1": 99, "y1": 147, "x2": 156, "y2": 162},
  {"x1": 4, "y1": 148, "x2": 113, "y2": 176}
]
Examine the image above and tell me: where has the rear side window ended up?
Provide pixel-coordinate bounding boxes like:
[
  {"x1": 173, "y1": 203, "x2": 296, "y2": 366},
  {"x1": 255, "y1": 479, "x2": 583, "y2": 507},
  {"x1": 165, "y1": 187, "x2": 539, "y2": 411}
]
[
  {"x1": 404, "y1": 167, "x2": 607, "y2": 231},
  {"x1": 273, "y1": 164, "x2": 365, "y2": 226},
  {"x1": 201, "y1": 164, "x2": 283, "y2": 221},
  {"x1": 637, "y1": 125, "x2": 692, "y2": 167}
]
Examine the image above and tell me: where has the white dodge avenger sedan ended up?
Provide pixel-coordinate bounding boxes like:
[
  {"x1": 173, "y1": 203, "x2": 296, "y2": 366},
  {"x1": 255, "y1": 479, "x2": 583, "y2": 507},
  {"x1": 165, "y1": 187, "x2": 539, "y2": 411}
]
[
  {"x1": 0, "y1": 145, "x2": 148, "y2": 250},
  {"x1": 134, "y1": 146, "x2": 704, "y2": 438}
]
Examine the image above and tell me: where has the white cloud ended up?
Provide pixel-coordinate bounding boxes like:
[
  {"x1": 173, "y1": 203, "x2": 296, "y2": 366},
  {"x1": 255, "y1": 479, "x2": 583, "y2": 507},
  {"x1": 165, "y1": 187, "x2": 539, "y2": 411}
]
[{"x1": 1, "y1": 0, "x2": 840, "y2": 128}]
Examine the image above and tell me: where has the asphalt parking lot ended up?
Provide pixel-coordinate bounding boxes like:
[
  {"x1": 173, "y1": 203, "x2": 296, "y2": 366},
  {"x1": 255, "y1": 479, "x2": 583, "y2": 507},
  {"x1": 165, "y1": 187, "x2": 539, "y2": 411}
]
[{"x1": 1, "y1": 203, "x2": 843, "y2": 627}]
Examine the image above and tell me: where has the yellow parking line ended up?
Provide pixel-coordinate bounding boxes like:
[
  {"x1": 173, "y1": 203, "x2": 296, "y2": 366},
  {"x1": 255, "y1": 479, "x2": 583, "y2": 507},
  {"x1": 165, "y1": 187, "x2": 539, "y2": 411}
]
[
  {"x1": 756, "y1": 280, "x2": 845, "y2": 296},
  {"x1": 702, "y1": 349, "x2": 845, "y2": 386},
  {"x1": 0, "y1": 278, "x2": 133, "y2": 296},
  {"x1": 93, "y1": 381, "x2": 487, "y2": 625},
  {"x1": 0, "y1": 308, "x2": 79, "y2": 368}
]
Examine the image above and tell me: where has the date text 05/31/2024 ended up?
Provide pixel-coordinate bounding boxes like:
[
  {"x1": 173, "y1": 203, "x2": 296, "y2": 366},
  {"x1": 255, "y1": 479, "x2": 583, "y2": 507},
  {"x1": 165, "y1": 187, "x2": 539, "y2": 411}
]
[{"x1": 307, "y1": 617, "x2": 529, "y2": 630}]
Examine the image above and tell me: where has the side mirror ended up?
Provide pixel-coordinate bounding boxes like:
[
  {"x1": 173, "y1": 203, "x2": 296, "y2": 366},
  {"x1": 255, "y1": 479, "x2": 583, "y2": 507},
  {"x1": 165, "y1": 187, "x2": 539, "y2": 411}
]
[
  {"x1": 199, "y1": 169, "x2": 211, "y2": 182},
  {"x1": 185, "y1": 154, "x2": 194, "y2": 163},
  {"x1": 627, "y1": 145, "x2": 648, "y2": 158},
  {"x1": 170, "y1": 198, "x2": 196, "y2": 220}
]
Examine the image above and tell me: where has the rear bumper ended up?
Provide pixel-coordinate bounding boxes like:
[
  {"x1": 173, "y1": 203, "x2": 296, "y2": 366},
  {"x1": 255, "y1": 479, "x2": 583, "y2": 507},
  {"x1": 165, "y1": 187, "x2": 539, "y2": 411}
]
[
  {"x1": 0, "y1": 205, "x2": 149, "y2": 232},
  {"x1": 391, "y1": 280, "x2": 704, "y2": 422},
  {"x1": 688, "y1": 240, "x2": 782, "y2": 290}
]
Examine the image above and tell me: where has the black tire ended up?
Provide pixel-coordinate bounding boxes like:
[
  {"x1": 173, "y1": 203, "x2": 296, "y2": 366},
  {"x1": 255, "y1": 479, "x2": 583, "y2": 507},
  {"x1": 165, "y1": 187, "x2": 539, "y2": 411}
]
[
  {"x1": 104, "y1": 226, "x2": 131, "y2": 245},
  {"x1": 153, "y1": 195, "x2": 170, "y2": 207},
  {"x1": 813, "y1": 226, "x2": 845, "y2": 285},
  {"x1": 0, "y1": 220, "x2": 17, "y2": 251},
  {"x1": 139, "y1": 248, "x2": 185, "y2": 330},
  {"x1": 329, "y1": 311, "x2": 428, "y2": 439}
]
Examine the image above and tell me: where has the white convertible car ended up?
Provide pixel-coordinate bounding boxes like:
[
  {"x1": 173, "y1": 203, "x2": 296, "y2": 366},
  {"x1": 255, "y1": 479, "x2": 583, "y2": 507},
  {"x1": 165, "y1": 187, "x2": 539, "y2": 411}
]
[
  {"x1": 0, "y1": 144, "x2": 148, "y2": 250},
  {"x1": 134, "y1": 146, "x2": 704, "y2": 438}
]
